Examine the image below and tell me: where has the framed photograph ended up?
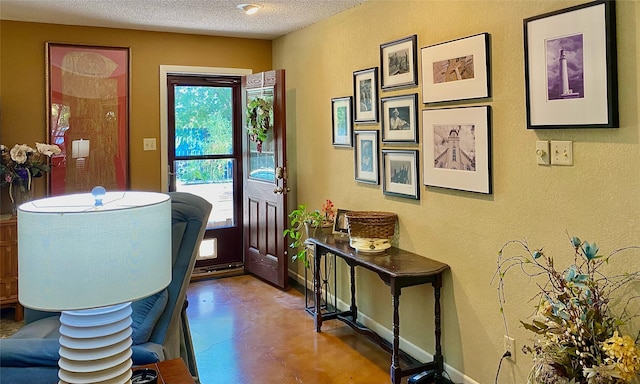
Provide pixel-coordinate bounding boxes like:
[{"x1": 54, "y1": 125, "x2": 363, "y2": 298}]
[
  {"x1": 524, "y1": 0, "x2": 618, "y2": 129},
  {"x1": 422, "y1": 106, "x2": 492, "y2": 194},
  {"x1": 46, "y1": 43, "x2": 130, "y2": 196},
  {"x1": 333, "y1": 209, "x2": 351, "y2": 234},
  {"x1": 421, "y1": 33, "x2": 491, "y2": 104},
  {"x1": 380, "y1": 35, "x2": 418, "y2": 90},
  {"x1": 354, "y1": 130, "x2": 379, "y2": 184},
  {"x1": 353, "y1": 67, "x2": 379, "y2": 123},
  {"x1": 381, "y1": 93, "x2": 418, "y2": 143},
  {"x1": 331, "y1": 96, "x2": 353, "y2": 147},
  {"x1": 382, "y1": 150, "x2": 419, "y2": 200}
]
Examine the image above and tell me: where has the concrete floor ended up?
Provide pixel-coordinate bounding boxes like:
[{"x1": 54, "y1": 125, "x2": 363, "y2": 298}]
[{"x1": 186, "y1": 274, "x2": 407, "y2": 384}]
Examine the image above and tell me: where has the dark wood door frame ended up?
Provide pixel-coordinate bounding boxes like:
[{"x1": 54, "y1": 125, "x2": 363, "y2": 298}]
[{"x1": 167, "y1": 74, "x2": 244, "y2": 271}]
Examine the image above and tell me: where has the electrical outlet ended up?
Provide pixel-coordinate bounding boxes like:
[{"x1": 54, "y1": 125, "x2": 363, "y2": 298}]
[
  {"x1": 143, "y1": 138, "x2": 157, "y2": 151},
  {"x1": 550, "y1": 140, "x2": 572, "y2": 165},
  {"x1": 504, "y1": 335, "x2": 515, "y2": 361}
]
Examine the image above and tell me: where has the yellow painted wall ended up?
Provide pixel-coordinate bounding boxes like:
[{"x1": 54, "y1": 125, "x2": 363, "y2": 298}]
[
  {"x1": 1, "y1": 1, "x2": 639, "y2": 382},
  {"x1": 0, "y1": 20, "x2": 271, "y2": 211},
  {"x1": 274, "y1": 1, "x2": 640, "y2": 382}
]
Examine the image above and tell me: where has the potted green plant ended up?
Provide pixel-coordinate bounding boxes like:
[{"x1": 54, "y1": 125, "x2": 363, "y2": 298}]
[{"x1": 283, "y1": 204, "x2": 323, "y2": 267}]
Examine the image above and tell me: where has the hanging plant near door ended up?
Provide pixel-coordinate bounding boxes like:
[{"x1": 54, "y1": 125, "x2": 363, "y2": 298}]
[{"x1": 246, "y1": 97, "x2": 272, "y2": 152}]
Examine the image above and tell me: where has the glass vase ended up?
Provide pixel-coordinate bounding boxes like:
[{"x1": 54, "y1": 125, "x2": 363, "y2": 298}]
[{"x1": 10, "y1": 181, "x2": 32, "y2": 216}]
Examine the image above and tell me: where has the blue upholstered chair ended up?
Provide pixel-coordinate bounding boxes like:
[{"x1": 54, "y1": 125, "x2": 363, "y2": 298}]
[{"x1": 0, "y1": 192, "x2": 211, "y2": 384}]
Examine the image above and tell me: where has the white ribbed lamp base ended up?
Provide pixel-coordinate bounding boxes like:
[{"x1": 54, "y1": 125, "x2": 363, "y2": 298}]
[{"x1": 57, "y1": 302, "x2": 133, "y2": 384}]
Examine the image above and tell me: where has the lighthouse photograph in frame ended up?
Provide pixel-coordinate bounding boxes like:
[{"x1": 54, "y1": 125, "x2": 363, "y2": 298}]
[
  {"x1": 523, "y1": 0, "x2": 618, "y2": 129},
  {"x1": 546, "y1": 34, "x2": 584, "y2": 100}
]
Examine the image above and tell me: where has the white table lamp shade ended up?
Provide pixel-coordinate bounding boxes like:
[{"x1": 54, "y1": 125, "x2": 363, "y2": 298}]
[
  {"x1": 17, "y1": 191, "x2": 172, "y2": 311},
  {"x1": 17, "y1": 190, "x2": 171, "y2": 384}
]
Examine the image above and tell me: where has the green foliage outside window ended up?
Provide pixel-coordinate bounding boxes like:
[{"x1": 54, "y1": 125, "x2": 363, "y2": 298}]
[{"x1": 174, "y1": 86, "x2": 234, "y2": 183}]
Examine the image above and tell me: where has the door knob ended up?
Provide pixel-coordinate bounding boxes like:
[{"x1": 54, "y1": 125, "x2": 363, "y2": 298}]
[{"x1": 273, "y1": 187, "x2": 290, "y2": 194}]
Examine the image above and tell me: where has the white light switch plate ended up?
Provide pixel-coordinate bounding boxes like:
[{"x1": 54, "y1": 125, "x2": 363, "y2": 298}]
[
  {"x1": 551, "y1": 141, "x2": 572, "y2": 165},
  {"x1": 143, "y1": 138, "x2": 157, "y2": 151}
]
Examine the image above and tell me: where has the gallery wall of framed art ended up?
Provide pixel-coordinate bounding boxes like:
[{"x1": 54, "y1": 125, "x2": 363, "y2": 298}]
[
  {"x1": 332, "y1": 29, "x2": 495, "y2": 199},
  {"x1": 329, "y1": 2, "x2": 619, "y2": 200}
]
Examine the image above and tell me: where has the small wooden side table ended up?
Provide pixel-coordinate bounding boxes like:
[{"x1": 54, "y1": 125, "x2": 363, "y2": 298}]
[
  {"x1": 0, "y1": 215, "x2": 23, "y2": 321},
  {"x1": 135, "y1": 358, "x2": 196, "y2": 384}
]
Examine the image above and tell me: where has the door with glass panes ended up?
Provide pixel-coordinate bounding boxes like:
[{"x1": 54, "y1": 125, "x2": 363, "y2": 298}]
[
  {"x1": 242, "y1": 70, "x2": 289, "y2": 289},
  {"x1": 167, "y1": 75, "x2": 243, "y2": 270}
]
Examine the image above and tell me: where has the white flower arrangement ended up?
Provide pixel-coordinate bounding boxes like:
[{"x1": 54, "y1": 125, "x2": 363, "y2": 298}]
[{"x1": 1, "y1": 143, "x2": 61, "y2": 204}]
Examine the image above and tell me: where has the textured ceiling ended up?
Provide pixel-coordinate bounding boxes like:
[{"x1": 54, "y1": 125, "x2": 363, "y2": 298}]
[{"x1": 0, "y1": 0, "x2": 366, "y2": 40}]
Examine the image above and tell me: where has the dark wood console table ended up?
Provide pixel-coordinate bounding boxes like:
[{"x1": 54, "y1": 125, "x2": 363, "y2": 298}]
[{"x1": 307, "y1": 234, "x2": 451, "y2": 384}]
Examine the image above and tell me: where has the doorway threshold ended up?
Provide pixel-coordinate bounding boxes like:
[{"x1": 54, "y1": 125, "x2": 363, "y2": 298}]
[{"x1": 191, "y1": 266, "x2": 244, "y2": 281}]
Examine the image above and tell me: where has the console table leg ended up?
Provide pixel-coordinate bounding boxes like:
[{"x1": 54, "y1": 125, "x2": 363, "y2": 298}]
[
  {"x1": 313, "y1": 246, "x2": 323, "y2": 332},
  {"x1": 390, "y1": 281, "x2": 401, "y2": 384},
  {"x1": 433, "y1": 275, "x2": 444, "y2": 380},
  {"x1": 349, "y1": 264, "x2": 357, "y2": 322}
]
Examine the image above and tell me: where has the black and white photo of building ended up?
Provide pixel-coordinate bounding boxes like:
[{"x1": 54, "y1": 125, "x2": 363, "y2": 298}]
[{"x1": 433, "y1": 124, "x2": 476, "y2": 171}]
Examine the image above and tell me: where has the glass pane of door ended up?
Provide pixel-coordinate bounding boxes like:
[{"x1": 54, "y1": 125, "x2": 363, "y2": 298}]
[
  {"x1": 173, "y1": 84, "x2": 236, "y2": 230},
  {"x1": 175, "y1": 85, "x2": 233, "y2": 156},
  {"x1": 175, "y1": 159, "x2": 235, "y2": 229},
  {"x1": 247, "y1": 88, "x2": 275, "y2": 183}
]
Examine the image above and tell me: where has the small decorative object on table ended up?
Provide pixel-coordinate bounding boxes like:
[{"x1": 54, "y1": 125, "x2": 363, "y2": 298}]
[
  {"x1": 345, "y1": 211, "x2": 397, "y2": 253},
  {"x1": 333, "y1": 208, "x2": 351, "y2": 235},
  {"x1": 131, "y1": 368, "x2": 158, "y2": 384},
  {"x1": 493, "y1": 234, "x2": 640, "y2": 384},
  {"x1": 0, "y1": 143, "x2": 61, "y2": 214},
  {"x1": 320, "y1": 199, "x2": 336, "y2": 234}
]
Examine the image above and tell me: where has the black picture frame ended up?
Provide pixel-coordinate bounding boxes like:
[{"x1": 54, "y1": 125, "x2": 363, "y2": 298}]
[
  {"x1": 381, "y1": 93, "x2": 419, "y2": 143},
  {"x1": 382, "y1": 149, "x2": 420, "y2": 200},
  {"x1": 331, "y1": 96, "x2": 353, "y2": 147},
  {"x1": 380, "y1": 35, "x2": 418, "y2": 90},
  {"x1": 354, "y1": 130, "x2": 379, "y2": 184},
  {"x1": 421, "y1": 33, "x2": 491, "y2": 104},
  {"x1": 422, "y1": 105, "x2": 492, "y2": 194},
  {"x1": 353, "y1": 67, "x2": 379, "y2": 123},
  {"x1": 524, "y1": 0, "x2": 618, "y2": 129}
]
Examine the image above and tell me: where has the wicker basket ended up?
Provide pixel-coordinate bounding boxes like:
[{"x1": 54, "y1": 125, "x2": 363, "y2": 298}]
[{"x1": 345, "y1": 211, "x2": 397, "y2": 239}]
